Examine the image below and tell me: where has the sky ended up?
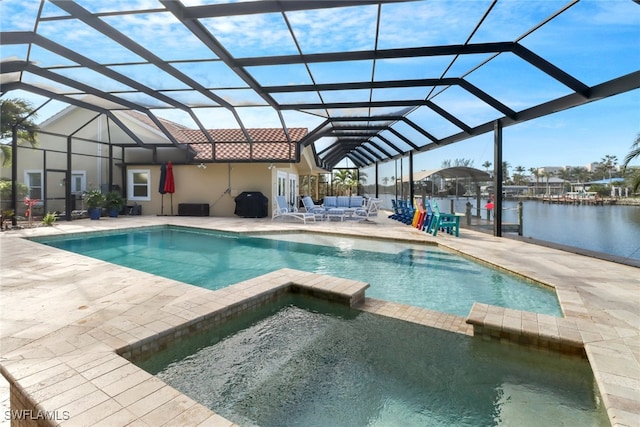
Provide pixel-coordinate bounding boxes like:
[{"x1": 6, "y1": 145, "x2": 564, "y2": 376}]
[
  {"x1": 1, "y1": 0, "x2": 639, "y2": 174},
  {"x1": 409, "y1": 89, "x2": 639, "y2": 173}
]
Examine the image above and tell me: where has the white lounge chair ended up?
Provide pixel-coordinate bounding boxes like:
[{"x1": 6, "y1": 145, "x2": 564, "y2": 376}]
[
  {"x1": 354, "y1": 198, "x2": 381, "y2": 220},
  {"x1": 301, "y1": 196, "x2": 326, "y2": 220},
  {"x1": 273, "y1": 196, "x2": 316, "y2": 224}
]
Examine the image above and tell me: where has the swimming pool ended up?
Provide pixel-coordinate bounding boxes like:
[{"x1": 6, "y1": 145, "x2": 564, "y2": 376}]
[
  {"x1": 33, "y1": 226, "x2": 562, "y2": 317},
  {"x1": 133, "y1": 295, "x2": 606, "y2": 426}
]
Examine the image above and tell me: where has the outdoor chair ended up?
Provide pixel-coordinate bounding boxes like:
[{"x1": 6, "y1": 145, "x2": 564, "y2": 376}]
[
  {"x1": 422, "y1": 200, "x2": 434, "y2": 232},
  {"x1": 389, "y1": 199, "x2": 401, "y2": 220},
  {"x1": 354, "y1": 198, "x2": 380, "y2": 220},
  {"x1": 273, "y1": 196, "x2": 316, "y2": 224},
  {"x1": 413, "y1": 200, "x2": 425, "y2": 229},
  {"x1": 302, "y1": 196, "x2": 325, "y2": 220},
  {"x1": 398, "y1": 199, "x2": 414, "y2": 224},
  {"x1": 430, "y1": 201, "x2": 460, "y2": 237}
]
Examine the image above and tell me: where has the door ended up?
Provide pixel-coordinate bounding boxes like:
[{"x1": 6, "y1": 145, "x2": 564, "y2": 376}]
[
  {"x1": 289, "y1": 174, "x2": 298, "y2": 208},
  {"x1": 276, "y1": 171, "x2": 298, "y2": 209}
]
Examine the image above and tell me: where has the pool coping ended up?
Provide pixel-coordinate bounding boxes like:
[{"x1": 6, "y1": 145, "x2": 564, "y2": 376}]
[
  {"x1": 1, "y1": 216, "x2": 639, "y2": 426},
  {"x1": 1, "y1": 267, "x2": 373, "y2": 427}
]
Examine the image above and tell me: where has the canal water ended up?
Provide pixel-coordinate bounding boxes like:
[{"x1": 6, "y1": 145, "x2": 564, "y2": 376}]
[{"x1": 449, "y1": 198, "x2": 640, "y2": 262}]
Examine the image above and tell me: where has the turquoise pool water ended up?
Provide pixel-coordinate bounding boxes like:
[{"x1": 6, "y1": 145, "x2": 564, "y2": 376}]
[
  {"x1": 134, "y1": 295, "x2": 607, "y2": 426},
  {"x1": 33, "y1": 226, "x2": 562, "y2": 317}
]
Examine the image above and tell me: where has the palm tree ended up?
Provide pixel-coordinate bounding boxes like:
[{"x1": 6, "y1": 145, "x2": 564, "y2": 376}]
[
  {"x1": 355, "y1": 170, "x2": 367, "y2": 193},
  {"x1": 557, "y1": 168, "x2": 572, "y2": 193},
  {"x1": 528, "y1": 167, "x2": 541, "y2": 195},
  {"x1": 501, "y1": 161, "x2": 511, "y2": 183},
  {"x1": 542, "y1": 170, "x2": 555, "y2": 196},
  {"x1": 1, "y1": 98, "x2": 40, "y2": 166},
  {"x1": 332, "y1": 169, "x2": 356, "y2": 195},
  {"x1": 600, "y1": 154, "x2": 618, "y2": 181},
  {"x1": 482, "y1": 161, "x2": 491, "y2": 172},
  {"x1": 513, "y1": 165, "x2": 525, "y2": 186},
  {"x1": 622, "y1": 133, "x2": 640, "y2": 193}
]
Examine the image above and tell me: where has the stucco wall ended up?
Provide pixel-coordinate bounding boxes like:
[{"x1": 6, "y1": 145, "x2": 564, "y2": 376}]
[{"x1": 127, "y1": 163, "x2": 299, "y2": 217}]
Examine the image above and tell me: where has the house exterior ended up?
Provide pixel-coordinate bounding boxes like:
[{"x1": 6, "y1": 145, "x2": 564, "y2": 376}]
[{"x1": 1, "y1": 105, "x2": 327, "y2": 218}]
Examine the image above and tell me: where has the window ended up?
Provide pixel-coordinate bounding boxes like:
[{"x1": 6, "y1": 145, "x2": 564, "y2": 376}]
[
  {"x1": 71, "y1": 171, "x2": 86, "y2": 195},
  {"x1": 289, "y1": 174, "x2": 298, "y2": 207},
  {"x1": 277, "y1": 171, "x2": 286, "y2": 197},
  {"x1": 24, "y1": 170, "x2": 42, "y2": 200},
  {"x1": 127, "y1": 169, "x2": 150, "y2": 201}
]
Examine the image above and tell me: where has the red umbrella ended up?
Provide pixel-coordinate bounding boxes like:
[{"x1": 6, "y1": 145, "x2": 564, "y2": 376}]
[
  {"x1": 159, "y1": 162, "x2": 167, "y2": 215},
  {"x1": 485, "y1": 194, "x2": 494, "y2": 210},
  {"x1": 164, "y1": 161, "x2": 175, "y2": 215}
]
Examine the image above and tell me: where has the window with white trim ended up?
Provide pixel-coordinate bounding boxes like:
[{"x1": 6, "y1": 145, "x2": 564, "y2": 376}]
[
  {"x1": 71, "y1": 171, "x2": 86, "y2": 195},
  {"x1": 127, "y1": 169, "x2": 150, "y2": 201},
  {"x1": 24, "y1": 170, "x2": 43, "y2": 200}
]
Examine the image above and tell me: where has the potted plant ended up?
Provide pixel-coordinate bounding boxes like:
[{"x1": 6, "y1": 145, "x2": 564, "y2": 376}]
[
  {"x1": 105, "y1": 190, "x2": 125, "y2": 217},
  {"x1": 84, "y1": 190, "x2": 105, "y2": 220}
]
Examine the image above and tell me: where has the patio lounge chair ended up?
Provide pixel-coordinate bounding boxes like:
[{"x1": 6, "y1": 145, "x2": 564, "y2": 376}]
[
  {"x1": 354, "y1": 198, "x2": 380, "y2": 220},
  {"x1": 301, "y1": 196, "x2": 325, "y2": 220},
  {"x1": 273, "y1": 196, "x2": 316, "y2": 224}
]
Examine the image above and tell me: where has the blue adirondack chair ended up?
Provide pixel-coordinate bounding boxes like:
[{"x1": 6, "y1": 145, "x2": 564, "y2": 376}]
[
  {"x1": 422, "y1": 199, "x2": 434, "y2": 231},
  {"x1": 389, "y1": 199, "x2": 400, "y2": 220}
]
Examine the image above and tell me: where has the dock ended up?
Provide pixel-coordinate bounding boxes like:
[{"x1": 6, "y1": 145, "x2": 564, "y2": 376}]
[{"x1": 541, "y1": 195, "x2": 613, "y2": 205}]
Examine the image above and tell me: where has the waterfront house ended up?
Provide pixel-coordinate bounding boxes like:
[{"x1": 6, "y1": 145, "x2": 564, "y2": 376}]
[{"x1": 1, "y1": 105, "x2": 327, "y2": 218}]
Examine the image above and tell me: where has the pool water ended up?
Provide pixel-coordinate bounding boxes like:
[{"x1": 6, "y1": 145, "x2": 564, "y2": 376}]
[
  {"x1": 134, "y1": 295, "x2": 607, "y2": 427},
  {"x1": 33, "y1": 226, "x2": 562, "y2": 317}
]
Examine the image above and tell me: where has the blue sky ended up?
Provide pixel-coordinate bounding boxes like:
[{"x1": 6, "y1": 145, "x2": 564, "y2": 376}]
[
  {"x1": 409, "y1": 89, "x2": 640, "y2": 172},
  {"x1": 1, "y1": 0, "x2": 639, "y2": 173}
]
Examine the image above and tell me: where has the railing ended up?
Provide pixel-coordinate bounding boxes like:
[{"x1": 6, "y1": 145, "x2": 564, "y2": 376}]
[{"x1": 464, "y1": 200, "x2": 523, "y2": 236}]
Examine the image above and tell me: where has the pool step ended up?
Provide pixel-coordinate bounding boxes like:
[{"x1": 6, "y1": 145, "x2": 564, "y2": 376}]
[{"x1": 466, "y1": 302, "x2": 585, "y2": 356}]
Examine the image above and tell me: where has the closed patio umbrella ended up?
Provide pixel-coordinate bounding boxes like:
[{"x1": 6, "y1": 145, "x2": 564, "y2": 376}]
[
  {"x1": 164, "y1": 161, "x2": 175, "y2": 215},
  {"x1": 159, "y1": 162, "x2": 167, "y2": 215}
]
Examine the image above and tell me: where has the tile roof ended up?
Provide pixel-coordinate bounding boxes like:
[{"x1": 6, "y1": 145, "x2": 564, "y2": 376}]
[
  {"x1": 190, "y1": 142, "x2": 298, "y2": 161},
  {"x1": 180, "y1": 128, "x2": 306, "y2": 161},
  {"x1": 123, "y1": 110, "x2": 307, "y2": 161}
]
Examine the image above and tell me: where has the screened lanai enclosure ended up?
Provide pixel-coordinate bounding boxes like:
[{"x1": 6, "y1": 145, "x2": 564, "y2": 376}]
[{"x1": 1, "y1": 0, "x2": 639, "y2": 234}]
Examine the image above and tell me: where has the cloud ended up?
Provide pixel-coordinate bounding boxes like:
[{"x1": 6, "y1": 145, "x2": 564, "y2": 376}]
[
  {"x1": 0, "y1": 0, "x2": 40, "y2": 31},
  {"x1": 200, "y1": 13, "x2": 296, "y2": 57}
]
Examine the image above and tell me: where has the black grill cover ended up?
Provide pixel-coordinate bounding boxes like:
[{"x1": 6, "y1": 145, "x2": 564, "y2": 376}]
[{"x1": 234, "y1": 191, "x2": 269, "y2": 218}]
